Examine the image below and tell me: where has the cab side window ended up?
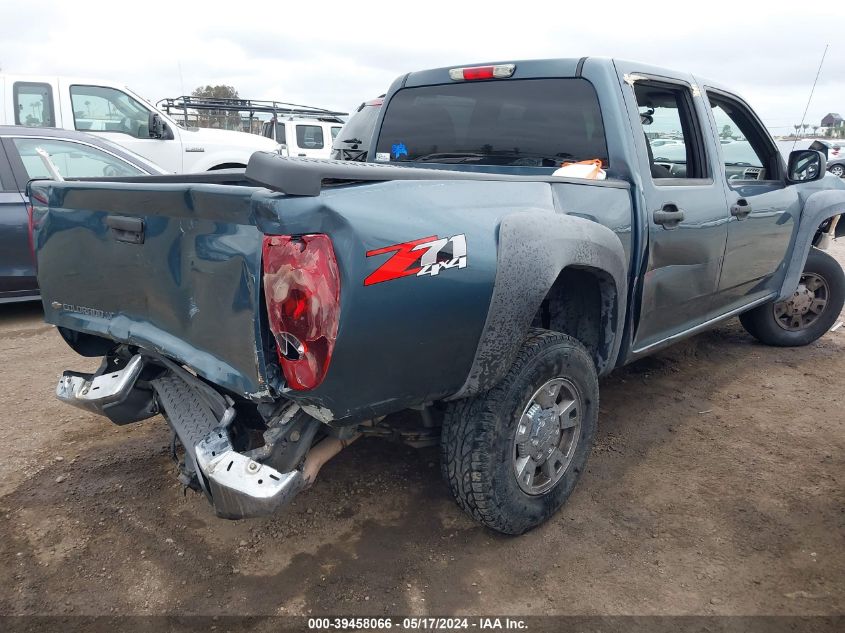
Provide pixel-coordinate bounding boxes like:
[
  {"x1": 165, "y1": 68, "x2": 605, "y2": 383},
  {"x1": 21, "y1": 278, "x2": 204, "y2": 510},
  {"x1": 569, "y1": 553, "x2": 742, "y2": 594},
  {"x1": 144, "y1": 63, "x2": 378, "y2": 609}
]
[
  {"x1": 634, "y1": 81, "x2": 708, "y2": 181},
  {"x1": 13, "y1": 82, "x2": 56, "y2": 127},
  {"x1": 707, "y1": 93, "x2": 779, "y2": 181},
  {"x1": 70, "y1": 85, "x2": 151, "y2": 139},
  {"x1": 296, "y1": 125, "x2": 324, "y2": 149}
]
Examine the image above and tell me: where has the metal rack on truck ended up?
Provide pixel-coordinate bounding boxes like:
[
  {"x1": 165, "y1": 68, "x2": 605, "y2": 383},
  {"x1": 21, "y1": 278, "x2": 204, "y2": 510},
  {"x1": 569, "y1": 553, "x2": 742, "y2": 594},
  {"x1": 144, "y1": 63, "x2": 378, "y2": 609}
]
[{"x1": 156, "y1": 96, "x2": 346, "y2": 131}]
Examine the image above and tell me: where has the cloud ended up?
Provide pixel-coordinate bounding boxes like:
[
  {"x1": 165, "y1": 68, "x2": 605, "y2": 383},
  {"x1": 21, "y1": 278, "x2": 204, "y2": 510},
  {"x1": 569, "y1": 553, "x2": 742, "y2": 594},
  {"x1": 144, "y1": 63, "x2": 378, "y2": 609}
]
[{"x1": 0, "y1": 0, "x2": 841, "y2": 126}]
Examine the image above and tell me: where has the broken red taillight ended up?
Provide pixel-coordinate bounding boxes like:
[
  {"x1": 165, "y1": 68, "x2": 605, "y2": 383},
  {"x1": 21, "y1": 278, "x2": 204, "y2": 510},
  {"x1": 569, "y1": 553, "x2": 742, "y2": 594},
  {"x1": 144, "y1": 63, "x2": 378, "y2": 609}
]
[
  {"x1": 448, "y1": 63, "x2": 516, "y2": 81},
  {"x1": 262, "y1": 234, "x2": 341, "y2": 391}
]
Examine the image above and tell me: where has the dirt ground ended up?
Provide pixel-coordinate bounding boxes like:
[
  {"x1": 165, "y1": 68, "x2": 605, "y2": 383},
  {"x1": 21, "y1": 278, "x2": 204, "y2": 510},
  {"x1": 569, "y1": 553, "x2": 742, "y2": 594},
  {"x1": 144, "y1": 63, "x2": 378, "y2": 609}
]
[{"x1": 1, "y1": 243, "x2": 844, "y2": 618}]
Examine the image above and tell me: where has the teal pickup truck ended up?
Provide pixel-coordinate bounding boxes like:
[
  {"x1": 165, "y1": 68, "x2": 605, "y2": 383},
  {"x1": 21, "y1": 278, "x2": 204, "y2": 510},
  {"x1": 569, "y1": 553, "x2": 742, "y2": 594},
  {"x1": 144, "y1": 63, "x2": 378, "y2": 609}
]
[{"x1": 31, "y1": 58, "x2": 845, "y2": 534}]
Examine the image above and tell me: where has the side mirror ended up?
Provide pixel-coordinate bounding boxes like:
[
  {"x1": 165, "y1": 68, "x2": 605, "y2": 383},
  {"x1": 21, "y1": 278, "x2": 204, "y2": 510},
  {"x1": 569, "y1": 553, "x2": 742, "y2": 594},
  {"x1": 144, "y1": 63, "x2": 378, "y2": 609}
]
[
  {"x1": 148, "y1": 112, "x2": 170, "y2": 140},
  {"x1": 787, "y1": 149, "x2": 827, "y2": 183},
  {"x1": 277, "y1": 143, "x2": 290, "y2": 157}
]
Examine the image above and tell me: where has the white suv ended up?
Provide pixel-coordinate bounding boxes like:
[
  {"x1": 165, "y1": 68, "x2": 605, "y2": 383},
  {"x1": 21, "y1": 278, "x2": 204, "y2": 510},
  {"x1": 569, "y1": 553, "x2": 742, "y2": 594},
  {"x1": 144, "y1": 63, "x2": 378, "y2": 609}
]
[{"x1": 261, "y1": 117, "x2": 344, "y2": 159}]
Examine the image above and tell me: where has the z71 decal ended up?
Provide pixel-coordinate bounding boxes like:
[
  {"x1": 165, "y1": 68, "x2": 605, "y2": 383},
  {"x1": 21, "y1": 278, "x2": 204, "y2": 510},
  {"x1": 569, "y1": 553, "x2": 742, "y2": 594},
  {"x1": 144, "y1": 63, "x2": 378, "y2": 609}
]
[{"x1": 364, "y1": 234, "x2": 468, "y2": 286}]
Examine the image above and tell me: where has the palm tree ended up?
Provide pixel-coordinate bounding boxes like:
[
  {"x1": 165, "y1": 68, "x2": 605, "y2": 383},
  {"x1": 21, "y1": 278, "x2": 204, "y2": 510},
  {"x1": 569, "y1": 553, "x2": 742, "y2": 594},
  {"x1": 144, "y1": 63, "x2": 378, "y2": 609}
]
[
  {"x1": 812, "y1": 125, "x2": 819, "y2": 137},
  {"x1": 802, "y1": 123, "x2": 810, "y2": 136},
  {"x1": 794, "y1": 124, "x2": 801, "y2": 137}
]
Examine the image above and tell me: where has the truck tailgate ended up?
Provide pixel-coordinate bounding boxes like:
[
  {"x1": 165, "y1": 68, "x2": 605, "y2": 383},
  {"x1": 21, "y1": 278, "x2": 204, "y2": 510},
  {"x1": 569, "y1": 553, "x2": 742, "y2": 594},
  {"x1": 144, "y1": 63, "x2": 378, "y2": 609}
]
[{"x1": 31, "y1": 180, "x2": 273, "y2": 399}]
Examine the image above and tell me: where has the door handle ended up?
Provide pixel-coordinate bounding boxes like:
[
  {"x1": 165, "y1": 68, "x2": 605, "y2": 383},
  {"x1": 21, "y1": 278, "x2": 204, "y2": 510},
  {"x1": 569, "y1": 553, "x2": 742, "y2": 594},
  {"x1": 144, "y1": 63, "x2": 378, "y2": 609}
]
[
  {"x1": 105, "y1": 215, "x2": 145, "y2": 244},
  {"x1": 653, "y1": 204, "x2": 685, "y2": 230},
  {"x1": 731, "y1": 198, "x2": 752, "y2": 220}
]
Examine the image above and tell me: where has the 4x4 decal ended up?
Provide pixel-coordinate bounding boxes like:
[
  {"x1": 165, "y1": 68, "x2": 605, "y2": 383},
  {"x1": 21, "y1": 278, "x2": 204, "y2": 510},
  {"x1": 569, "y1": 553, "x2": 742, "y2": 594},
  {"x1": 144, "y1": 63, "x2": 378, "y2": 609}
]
[{"x1": 364, "y1": 234, "x2": 467, "y2": 286}]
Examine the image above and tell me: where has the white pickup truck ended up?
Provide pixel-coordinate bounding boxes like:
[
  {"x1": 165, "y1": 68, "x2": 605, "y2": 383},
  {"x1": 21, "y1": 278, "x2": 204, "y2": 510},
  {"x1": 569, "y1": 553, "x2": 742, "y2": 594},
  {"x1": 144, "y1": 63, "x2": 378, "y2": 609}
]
[{"x1": 0, "y1": 75, "x2": 281, "y2": 173}]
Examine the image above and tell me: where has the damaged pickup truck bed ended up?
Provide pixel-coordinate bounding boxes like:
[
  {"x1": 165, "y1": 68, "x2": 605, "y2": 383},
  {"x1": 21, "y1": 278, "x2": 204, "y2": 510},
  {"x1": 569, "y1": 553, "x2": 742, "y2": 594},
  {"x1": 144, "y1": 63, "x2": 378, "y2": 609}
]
[{"x1": 32, "y1": 58, "x2": 845, "y2": 534}]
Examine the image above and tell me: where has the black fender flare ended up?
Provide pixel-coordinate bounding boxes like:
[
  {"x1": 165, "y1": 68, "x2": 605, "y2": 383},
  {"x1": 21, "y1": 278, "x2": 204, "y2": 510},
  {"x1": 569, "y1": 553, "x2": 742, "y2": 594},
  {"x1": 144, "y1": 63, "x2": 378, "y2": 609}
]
[
  {"x1": 450, "y1": 211, "x2": 628, "y2": 400},
  {"x1": 778, "y1": 189, "x2": 845, "y2": 301}
]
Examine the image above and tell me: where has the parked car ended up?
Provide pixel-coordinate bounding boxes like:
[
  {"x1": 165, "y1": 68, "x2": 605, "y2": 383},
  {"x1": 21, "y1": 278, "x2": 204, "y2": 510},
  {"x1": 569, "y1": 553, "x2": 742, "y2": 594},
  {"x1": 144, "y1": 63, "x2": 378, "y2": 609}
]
[
  {"x1": 32, "y1": 58, "x2": 845, "y2": 535},
  {"x1": 0, "y1": 125, "x2": 164, "y2": 303},
  {"x1": 647, "y1": 137, "x2": 683, "y2": 148},
  {"x1": 0, "y1": 75, "x2": 282, "y2": 173},
  {"x1": 261, "y1": 116, "x2": 344, "y2": 159},
  {"x1": 330, "y1": 96, "x2": 383, "y2": 161},
  {"x1": 777, "y1": 139, "x2": 845, "y2": 178},
  {"x1": 822, "y1": 142, "x2": 844, "y2": 178}
]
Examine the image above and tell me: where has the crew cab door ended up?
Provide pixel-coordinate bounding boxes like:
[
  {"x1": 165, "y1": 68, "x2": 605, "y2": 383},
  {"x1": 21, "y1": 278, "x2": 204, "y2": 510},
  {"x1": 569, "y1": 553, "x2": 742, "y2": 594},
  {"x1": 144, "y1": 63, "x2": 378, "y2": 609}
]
[
  {"x1": 615, "y1": 66, "x2": 731, "y2": 352},
  {"x1": 59, "y1": 82, "x2": 182, "y2": 173},
  {"x1": 0, "y1": 139, "x2": 34, "y2": 298},
  {"x1": 701, "y1": 87, "x2": 801, "y2": 309}
]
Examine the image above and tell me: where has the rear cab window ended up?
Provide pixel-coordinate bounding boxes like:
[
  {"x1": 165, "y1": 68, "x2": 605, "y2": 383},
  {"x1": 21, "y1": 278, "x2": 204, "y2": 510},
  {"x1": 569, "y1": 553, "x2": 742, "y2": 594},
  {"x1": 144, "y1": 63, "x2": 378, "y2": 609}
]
[
  {"x1": 375, "y1": 78, "x2": 608, "y2": 168},
  {"x1": 13, "y1": 82, "x2": 56, "y2": 127}
]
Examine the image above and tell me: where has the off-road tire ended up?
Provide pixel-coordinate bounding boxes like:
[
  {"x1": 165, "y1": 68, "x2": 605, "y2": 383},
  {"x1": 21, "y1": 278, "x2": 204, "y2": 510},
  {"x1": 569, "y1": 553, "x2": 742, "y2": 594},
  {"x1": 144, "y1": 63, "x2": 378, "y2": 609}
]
[
  {"x1": 440, "y1": 329, "x2": 598, "y2": 535},
  {"x1": 739, "y1": 247, "x2": 845, "y2": 346}
]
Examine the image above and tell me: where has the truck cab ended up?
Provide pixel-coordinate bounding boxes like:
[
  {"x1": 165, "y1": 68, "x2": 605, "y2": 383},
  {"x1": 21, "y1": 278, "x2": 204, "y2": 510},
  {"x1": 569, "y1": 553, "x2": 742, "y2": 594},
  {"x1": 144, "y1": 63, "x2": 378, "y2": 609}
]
[{"x1": 0, "y1": 75, "x2": 282, "y2": 173}]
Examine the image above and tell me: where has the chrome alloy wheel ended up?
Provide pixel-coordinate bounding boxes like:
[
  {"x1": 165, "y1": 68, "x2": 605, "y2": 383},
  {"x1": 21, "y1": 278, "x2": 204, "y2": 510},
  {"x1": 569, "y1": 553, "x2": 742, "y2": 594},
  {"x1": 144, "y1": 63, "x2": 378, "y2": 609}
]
[
  {"x1": 512, "y1": 377, "x2": 582, "y2": 496},
  {"x1": 773, "y1": 272, "x2": 830, "y2": 331}
]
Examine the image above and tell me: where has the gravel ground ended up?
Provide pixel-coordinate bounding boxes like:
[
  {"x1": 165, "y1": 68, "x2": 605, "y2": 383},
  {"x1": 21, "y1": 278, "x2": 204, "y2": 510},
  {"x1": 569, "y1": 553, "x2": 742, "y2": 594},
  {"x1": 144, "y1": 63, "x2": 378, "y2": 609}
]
[{"x1": 0, "y1": 242, "x2": 843, "y2": 618}]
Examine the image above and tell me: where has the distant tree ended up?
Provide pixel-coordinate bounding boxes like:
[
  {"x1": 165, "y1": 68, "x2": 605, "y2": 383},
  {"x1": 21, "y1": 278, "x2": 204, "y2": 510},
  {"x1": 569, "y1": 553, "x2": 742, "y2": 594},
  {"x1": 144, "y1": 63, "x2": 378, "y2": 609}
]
[
  {"x1": 802, "y1": 123, "x2": 810, "y2": 136},
  {"x1": 812, "y1": 125, "x2": 819, "y2": 137},
  {"x1": 191, "y1": 85, "x2": 239, "y2": 100},
  {"x1": 720, "y1": 124, "x2": 733, "y2": 139},
  {"x1": 191, "y1": 85, "x2": 241, "y2": 129},
  {"x1": 794, "y1": 124, "x2": 801, "y2": 137}
]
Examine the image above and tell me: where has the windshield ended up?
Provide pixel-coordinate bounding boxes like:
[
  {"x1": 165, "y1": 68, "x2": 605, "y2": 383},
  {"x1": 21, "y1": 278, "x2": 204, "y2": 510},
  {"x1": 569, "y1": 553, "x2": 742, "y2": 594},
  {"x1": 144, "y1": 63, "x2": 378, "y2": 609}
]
[
  {"x1": 335, "y1": 103, "x2": 381, "y2": 147},
  {"x1": 375, "y1": 78, "x2": 608, "y2": 167}
]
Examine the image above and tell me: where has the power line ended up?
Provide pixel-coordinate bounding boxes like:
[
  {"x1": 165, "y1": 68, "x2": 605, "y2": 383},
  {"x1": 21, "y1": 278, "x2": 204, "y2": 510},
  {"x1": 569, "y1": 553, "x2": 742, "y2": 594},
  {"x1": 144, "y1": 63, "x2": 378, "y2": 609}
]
[{"x1": 793, "y1": 44, "x2": 829, "y2": 150}]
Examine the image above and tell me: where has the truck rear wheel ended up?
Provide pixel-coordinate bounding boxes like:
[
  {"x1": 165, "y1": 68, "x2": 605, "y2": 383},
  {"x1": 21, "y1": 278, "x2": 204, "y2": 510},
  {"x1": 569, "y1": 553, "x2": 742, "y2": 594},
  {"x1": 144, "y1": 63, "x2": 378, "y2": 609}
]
[
  {"x1": 440, "y1": 329, "x2": 598, "y2": 535},
  {"x1": 739, "y1": 248, "x2": 844, "y2": 347}
]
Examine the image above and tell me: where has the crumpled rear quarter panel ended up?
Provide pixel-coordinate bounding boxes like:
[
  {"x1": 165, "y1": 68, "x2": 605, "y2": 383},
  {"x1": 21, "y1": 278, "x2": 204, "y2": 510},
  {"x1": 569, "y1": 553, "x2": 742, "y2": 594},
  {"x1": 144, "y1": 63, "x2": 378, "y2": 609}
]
[{"x1": 251, "y1": 179, "x2": 560, "y2": 420}]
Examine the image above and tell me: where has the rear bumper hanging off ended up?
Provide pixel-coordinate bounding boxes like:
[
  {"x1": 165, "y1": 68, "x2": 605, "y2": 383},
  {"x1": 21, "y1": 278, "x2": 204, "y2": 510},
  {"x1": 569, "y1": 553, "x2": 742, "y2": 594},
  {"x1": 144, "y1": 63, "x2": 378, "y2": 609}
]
[
  {"x1": 194, "y1": 427, "x2": 306, "y2": 519},
  {"x1": 56, "y1": 355, "x2": 144, "y2": 415},
  {"x1": 56, "y1": 357, "x2": 307, "y2": 519}
]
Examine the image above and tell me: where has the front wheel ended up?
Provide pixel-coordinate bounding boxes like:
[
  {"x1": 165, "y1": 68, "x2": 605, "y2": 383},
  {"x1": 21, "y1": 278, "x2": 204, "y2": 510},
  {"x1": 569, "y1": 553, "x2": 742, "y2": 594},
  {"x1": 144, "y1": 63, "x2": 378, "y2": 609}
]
[
  {"x1": 739, "y1": 247, "x2": 845, "y2": 346},
  {"x1": 829, "y1": 164, "x2": 844, "y2": 178},
  {"x1": 440, "y1": 329, "x2": 598, "y2": 535}
]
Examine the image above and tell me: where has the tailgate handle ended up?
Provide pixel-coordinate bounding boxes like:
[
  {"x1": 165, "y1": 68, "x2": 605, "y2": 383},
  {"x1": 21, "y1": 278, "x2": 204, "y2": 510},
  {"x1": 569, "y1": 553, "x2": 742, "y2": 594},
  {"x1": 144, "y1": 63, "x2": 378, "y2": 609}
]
[{"x1": 105, "y1": 215, "x2": 145, "y2": 244}]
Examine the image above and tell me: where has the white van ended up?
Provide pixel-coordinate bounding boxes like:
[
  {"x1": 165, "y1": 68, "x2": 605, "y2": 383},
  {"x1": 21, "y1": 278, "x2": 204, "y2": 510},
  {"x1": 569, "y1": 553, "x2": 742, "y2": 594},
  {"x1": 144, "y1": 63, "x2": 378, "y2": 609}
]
[
  {"x1": 0, "y1": 75, "x2": 282, "y2": 173},
  {"x1": 261, "y1": 117, "x2": 344, "y2": 159}
]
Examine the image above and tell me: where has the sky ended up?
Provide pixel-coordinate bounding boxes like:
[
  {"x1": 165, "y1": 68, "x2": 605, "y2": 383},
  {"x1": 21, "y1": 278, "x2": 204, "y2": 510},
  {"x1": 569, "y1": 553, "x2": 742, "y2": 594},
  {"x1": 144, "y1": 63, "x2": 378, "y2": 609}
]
[{"x1": 1, "y1": 0, "x2": 842, "y2": 134}]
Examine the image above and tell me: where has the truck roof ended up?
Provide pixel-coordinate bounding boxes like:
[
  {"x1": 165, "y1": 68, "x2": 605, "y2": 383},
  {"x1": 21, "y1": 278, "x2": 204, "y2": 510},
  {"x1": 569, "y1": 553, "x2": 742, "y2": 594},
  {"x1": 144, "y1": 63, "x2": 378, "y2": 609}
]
[{"x1": 399, "y1": 57, "x2": 728, "y2": 93}]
